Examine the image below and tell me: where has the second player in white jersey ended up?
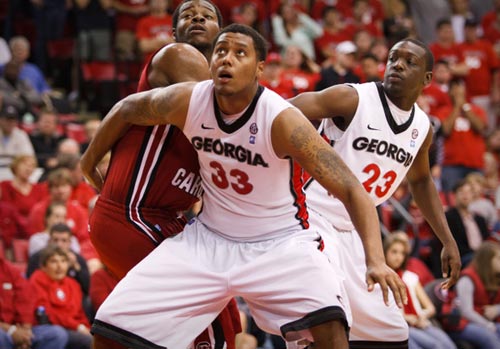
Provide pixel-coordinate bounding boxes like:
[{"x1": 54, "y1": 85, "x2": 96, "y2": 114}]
[{"x1": 305, "y1": 81, "x2": 430, "y2": 230}]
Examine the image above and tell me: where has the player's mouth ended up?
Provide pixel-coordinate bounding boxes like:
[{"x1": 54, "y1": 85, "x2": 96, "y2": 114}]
[
  {"x1": 387, "y1": 72, "x2": 403, "y2": 81},
  {"x1": 217, "y1": 70, "x2": 233, "y2": 83},
  {"x1": 189, "y1": 24, "x2": 206, "y2": 35}
]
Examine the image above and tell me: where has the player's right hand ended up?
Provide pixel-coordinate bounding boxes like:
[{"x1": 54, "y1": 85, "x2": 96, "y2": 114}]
[{"x1": 366, "y1": 263, "x2": 407, "y2": 309}]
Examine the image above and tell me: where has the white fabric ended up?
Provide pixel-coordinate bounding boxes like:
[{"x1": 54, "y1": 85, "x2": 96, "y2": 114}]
[
  {"x1": 183, "y1": 81, "x2": 307, "y2": 241},
  {"x1": 309, "y1": 212, "x2": 408, "y2": 342},
  {"x1": 95, "y1": 218, "x2": 350, "y2": 347}
]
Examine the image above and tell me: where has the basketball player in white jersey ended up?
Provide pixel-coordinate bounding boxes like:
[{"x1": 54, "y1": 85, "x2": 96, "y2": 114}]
[
  {"x1": 83, "y1": 24, "x2": 407, "y2": 348},
  {"x1": 289, "y1": 38, "x2": 462, "y2": 349}
]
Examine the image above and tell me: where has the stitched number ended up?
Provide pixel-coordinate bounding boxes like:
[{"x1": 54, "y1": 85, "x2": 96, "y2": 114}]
[
  {"x1": 362, "y1": 163, "x2": 397, "y2": 198},
  {"x1": 209, "y1": 161, "x2": 253, "y2": 195},
  {"x1": 210, "y1": 161, "x2": 229, "y2": 189}
]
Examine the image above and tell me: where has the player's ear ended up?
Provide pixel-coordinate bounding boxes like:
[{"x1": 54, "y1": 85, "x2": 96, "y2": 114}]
[
  {"x1": 423, "y1": 71, "x2": 432, "y2": 87},
  {"x1": 256, "y1": 60, "x2": 265, "y2": 80},
  {"x1": 172, "y1": 29, "x2": 177, "y2": 41}
]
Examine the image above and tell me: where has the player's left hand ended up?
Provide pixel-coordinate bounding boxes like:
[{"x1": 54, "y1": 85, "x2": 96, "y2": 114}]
[
  {"x1": 366, "y1": 263, "x2": 407, "y2": 308},
  {"x1": 439, "y1": 242, "x2": 461, "y2": 289}
]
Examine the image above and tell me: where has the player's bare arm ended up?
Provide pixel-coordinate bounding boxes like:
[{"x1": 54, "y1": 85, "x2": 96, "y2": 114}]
[
  {"x1": 81, "y1": 83, "x2": 194, "y2": 190},
  {"x1": 271, "y1": 108, "x2": 407, "y2": 308},
  {"x1": 288, "y1": 84, "x2": 358, "y2": 124},
  {"x1": 406, "y1": 127, "x2": 461, "y2": 288},
  {"x1": 148, "y1": 43, "x2": 210, "y2": 88}
]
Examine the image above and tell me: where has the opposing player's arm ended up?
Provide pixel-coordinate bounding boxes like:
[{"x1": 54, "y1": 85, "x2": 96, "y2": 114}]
[
  {"x1": 406, "y1": 127, "x2": 461, "y2": 288},
  {"x1": 288, "y1": 84, "x2": 358, "y2": 121},
  {"x1": 80, "y1": 83, "x2": 194, "y2": 190},
  {"x1": 149, "y1": 43, "x2": 210, "y2": 88},
  {"x1": 272, "y1": 108, "x2": 407, "y2": 307}
]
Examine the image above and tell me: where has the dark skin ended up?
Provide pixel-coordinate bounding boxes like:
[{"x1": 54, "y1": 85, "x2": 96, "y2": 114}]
[
  {"x1": 289, "y1": 40, "x2": 461, "y2": 290},
  {"x1": 84, "y1": 29, "x2": 406, "y2": 348}
]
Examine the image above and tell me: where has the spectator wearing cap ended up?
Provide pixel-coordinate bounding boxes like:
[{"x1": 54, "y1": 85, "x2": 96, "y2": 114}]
[
  {"x1": 315, "y1": 40, "x2": 361, "y2": 91},
  {"x1": 458, "y1": 16, "x2": 500, "y2": 133},
  {"x1": 0, "y1": 105, "x2": 35, "y2": 179},
  {"x1": 259, "y1": 52, "x2": 295, "y2": 99}
]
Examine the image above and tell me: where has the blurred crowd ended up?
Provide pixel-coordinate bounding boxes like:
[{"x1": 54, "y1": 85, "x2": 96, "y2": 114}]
[{"x1": 0, "y1": 0, "x2": 500, "y2": 348}]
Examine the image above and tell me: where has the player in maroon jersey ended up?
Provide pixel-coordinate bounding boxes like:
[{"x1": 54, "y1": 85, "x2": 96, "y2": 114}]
[{"x1": 81, "y1": 1, "x2": 242, "y2": 348}]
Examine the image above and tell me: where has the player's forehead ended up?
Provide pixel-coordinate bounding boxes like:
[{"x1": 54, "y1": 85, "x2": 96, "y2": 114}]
[
  {"x1": 179, "y1": 0, "x2": 216, "y2": 14},
  {"x1": 389, "y1": 41, "x2": 425, "y2": 61}
]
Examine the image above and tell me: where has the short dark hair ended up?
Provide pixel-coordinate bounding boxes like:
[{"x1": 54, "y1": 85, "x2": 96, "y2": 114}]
[
  {"x1": 39, "y1": 245, "x2": 68, "y2": 267},
  {"x1": 452, "y1": 178, "x2": 469, "y2": 193},
  {"x1": 397, "y1": 38, "x2": 434, "y2": 71},
  {"x1": 213, "y1": 23, "x2": 268, "y2": 62},
  {"x1": 172, "y1": 0, "x2": 223, "y2": 31},
  {"x1": 436, "y1": 17, "x2": 451, "y2": 30},
  {"x1": 49, "y1": 223, "x2": 73, "y2": 236}
]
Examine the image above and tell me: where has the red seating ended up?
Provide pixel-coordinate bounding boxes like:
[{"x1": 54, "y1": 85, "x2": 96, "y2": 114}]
[
  {"x1": 47, "y1": 39, "x2": 75, "y2": 60},
  {"x1": 11, "y1": 239, "x2": 29, "y2": 263}
]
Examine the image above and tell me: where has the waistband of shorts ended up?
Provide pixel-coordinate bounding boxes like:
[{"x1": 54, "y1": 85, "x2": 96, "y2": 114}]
[{"x1": 96, "y1": 196, "x2": 181, "y2": 219}]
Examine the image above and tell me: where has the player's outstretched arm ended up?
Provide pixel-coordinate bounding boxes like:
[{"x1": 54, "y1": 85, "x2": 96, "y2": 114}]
[
  {"x1": 271, "y1": 108, "x2": 407, "y2": 308},
  {"x1": 288, "y1": 84, "x2": 358, "y2": 122},
  {"x1": 80, "y1": 83, "x2": 194, "y2": 190},
  {"x1": 406, "y1": 127, "x2": 461, "y2": 288}
]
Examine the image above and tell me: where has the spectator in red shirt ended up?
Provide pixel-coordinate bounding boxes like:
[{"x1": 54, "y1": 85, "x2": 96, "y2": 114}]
[
  {"x1": 344, "y1": 0, "x2": 383, "y2": 38},
  {"x1": 30, "y1": 245, "x2": 91, "y2": 349},
  {"x1": 314, "y1": 6, "x2": 350, "y2": 64},
  {"x1": 259, "y1": 52, "x2": 295, "y2": 99},
  {"x1": 435, "y1": 79, "x2": 488, "y2": 192},
  {"x1": 0, "y1": 155, "x2": 48, "y2": 219},
  {"x1": 430, "y1": 18, "x2": 469, "y2": 77},
  {"x1": 28, "y1": 168, "x2": 89, "y2": 247},
  {"x1": 281, "y1": 45, "x2": 320, "y2": 96},
  {"x1": 459, "y1": 16, "x2": 500, "y2": 133},
  {"x1": 422, "y1": 59, "x2": 453, "y2": 117},
  {"x1": 136, "y1": 0, "x2": 174, "y2": 64},
  {"x1": 0, "y1": 254, "x2": 68, "y2": 349}
]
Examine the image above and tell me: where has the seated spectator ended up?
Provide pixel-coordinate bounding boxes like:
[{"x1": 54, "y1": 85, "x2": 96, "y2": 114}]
[
  {"x1": 0, "y1": 154, "x2": 48, "y2": 219},
  {"x1": 445, "y1": 241, "x2": 500, "y2": 348},
  {"x1": 79, "y1": 118, "x2": 101, "y2": 154},
  {"x1": 0, "y1": 60, "x2": 43, "y2": 116},
  {"x1": 28, "y1": 168, "x2": 89, "y2": 245},
  {"x1": 29, "y1": 108, "x2": 66, "y2": 170},
  {"x1": 314, "y1": 6, "x2": 350, "y2": 64},
  {"x1": 384, "y1": 232, "x2": 457, "y2": 349},
  {"x1": 27, "y1": 223, "x2": 89, "y2": 297},
  {"x1": 446, "y1": 179, "x2": 491, "y2": 267},
  {"x1": 272, "y1": 3, "x2": 323, "y2": 61},
  {"x1": 136, "y1": 0, "x2": 173, "y2": 64},
  {"x1": 0, "y1": 105, "x2": 35, "y2": 178},
  {"x1": 57, "y1": 154, "x2": 97, "y2": 212},
  {"x1": 466, "y1": 172, "x2": 499, "y2": 230},
  {"x1": 231, "y1": 2, "x2": 265, "y2": 38},
  {"x1": 29, "y1": 245, "x2": 92, "y2": 349},
  {"x1": 28, "y1": 202, "x2": 80, "y2": 257},
  {"x1": 38, "y1": 137, "x2": 83, "y2": 183},
  {"x1": 5, "y1": 36, "x2": 50, "y2": 95},
  {"x1": 315, "y1": 40, "x2": 360, "y2": 91},
  {"x1": 113, "y1": 0, "x2": 149, "y2": 61},
  {"x1": 281, "y1": 45, "x2": 320, "y2": 96},
  {"x1": 259, "y1": 52, "x2": 295, "y2": 99},
  {"x1": 0, "y1": 253, "x2": 68, "y2": 349}
]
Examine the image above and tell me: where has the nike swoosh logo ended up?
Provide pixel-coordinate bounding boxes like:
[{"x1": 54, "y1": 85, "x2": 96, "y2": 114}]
[
  {"x1": 367, "y1": 124, "x2": 381, "y2": 131},
  {"x1": 201, "y1": 124, "x2": 214, "y2": 130}
]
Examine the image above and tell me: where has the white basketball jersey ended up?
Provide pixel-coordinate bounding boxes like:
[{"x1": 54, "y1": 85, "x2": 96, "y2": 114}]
[
  {"x1": 183, "y1": 80, "x2": 308, "y2": 241},
  {"x1": 305, "y1": 82, "x2": 431, "y2": 230}
]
